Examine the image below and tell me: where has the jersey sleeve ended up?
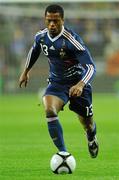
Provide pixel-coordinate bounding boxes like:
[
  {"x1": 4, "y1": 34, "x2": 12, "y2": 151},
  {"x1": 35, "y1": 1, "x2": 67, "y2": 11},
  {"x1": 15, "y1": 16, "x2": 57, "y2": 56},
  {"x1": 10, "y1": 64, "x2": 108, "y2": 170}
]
[
  {"x1": 76, "y1": 48, "x2": 96, "y2": 84},
  {"x1": 73, "y1": 36, "x2": 96, "y2": 84},
  {"x1": 81, "y1": 63, "x2": 96, "y2": 84},
  {"x1": 25, "y1": 34, "x2": 41, "y2": 69},
  {"x1": 63, "y1": 29, "x2": 96, "y2": 84}
]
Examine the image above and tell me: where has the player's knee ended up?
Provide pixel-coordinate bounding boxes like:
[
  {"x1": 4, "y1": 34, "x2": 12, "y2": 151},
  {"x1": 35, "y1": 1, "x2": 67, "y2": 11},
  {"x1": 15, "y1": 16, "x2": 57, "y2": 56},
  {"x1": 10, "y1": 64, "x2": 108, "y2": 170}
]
[{"x1": 45, "y1": 107, "x2": 57, "y2": 118}]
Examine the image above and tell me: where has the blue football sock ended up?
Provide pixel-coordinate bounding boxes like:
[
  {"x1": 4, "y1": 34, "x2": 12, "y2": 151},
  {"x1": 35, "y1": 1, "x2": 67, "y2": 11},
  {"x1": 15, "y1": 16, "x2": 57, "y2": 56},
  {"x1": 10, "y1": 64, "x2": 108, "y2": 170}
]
[{"x1": 47, "y1": 117, "x2": 66, "y2": 152}]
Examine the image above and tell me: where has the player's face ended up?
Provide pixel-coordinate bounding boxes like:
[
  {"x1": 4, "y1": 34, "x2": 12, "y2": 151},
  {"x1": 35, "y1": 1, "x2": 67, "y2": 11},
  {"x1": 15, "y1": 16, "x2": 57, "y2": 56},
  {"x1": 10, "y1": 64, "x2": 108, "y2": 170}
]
[{"x1": 45, "y1": 12, "x2": 64, "y2": 37}]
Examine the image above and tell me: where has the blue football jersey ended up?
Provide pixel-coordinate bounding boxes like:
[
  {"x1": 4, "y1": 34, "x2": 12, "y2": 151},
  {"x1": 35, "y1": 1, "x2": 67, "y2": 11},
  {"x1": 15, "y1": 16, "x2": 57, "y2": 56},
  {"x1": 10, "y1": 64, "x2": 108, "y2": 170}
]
[{"x1": 25, "y1": 26, "x2": 96, "y2": 85}]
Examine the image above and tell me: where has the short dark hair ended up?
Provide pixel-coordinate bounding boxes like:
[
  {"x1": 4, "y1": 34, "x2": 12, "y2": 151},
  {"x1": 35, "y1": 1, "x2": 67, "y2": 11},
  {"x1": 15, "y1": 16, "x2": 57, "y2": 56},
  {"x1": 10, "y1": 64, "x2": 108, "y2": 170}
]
[{"x1": 45, "y1": 4, "x2": 64, "y2": 18}]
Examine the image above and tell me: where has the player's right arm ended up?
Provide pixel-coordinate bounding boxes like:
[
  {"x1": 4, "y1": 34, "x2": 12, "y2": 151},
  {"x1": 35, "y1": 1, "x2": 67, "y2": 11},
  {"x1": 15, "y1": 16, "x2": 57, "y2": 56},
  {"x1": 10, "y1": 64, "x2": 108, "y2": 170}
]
[{"x1": 19, "y1": 35, "x2": 41, "y2": 88}]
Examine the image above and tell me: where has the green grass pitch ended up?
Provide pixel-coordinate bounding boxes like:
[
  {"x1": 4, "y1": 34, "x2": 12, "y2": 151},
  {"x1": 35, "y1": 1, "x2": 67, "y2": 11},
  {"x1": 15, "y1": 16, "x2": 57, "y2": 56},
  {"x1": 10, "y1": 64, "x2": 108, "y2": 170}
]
[{"x1": 0, "y1": 93, "x2": 119, "y2": 180}]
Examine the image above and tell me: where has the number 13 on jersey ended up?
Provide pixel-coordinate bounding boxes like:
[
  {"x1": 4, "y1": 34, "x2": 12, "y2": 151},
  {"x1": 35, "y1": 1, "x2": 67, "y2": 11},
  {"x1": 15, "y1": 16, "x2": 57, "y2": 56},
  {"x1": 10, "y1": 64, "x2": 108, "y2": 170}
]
[{"x1": 41, "y1": 44, "x2": 49, "y2": 55}]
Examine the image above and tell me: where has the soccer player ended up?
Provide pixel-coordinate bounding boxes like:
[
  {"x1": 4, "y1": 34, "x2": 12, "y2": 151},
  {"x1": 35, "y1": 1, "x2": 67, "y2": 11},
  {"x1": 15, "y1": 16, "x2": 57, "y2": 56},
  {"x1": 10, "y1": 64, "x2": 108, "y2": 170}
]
[{"x1": 19, "y1": 4, "x2": 99, "y2": 158}]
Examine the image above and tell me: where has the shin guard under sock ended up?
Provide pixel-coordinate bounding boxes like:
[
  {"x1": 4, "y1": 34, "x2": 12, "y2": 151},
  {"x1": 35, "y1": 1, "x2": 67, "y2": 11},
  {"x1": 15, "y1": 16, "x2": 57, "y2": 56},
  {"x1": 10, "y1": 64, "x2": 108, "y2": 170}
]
[{"x1": 47, "y1": 117, "x2": 66, "y2": 152}]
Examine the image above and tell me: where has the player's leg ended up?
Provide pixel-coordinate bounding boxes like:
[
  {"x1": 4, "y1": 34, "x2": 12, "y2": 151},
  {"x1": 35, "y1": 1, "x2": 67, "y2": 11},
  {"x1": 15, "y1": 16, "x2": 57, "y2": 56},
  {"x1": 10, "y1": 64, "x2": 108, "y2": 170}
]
[
  {"x1": 43, "y1": 95, "x2": 67, "y2": 152},
  {"x1": 78, "y1": 114, "x2": 98, "y2": 158},
  {"x1": 69, "y1": 84, "x2": 98, "y2": 158},
  {"x1": 77, "y1": 113, "x2": 96, "y2": 141}
]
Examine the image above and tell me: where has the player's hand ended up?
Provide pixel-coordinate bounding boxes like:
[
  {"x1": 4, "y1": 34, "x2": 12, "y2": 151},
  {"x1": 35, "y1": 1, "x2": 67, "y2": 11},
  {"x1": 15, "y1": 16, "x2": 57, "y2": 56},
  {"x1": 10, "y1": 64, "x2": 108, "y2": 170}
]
[
  {"x1": 19, "y1": 71, "x2": 29, "y2": 88},
  {"x1": 69, "y1": 81, "x2": 85, "y2": 97}
]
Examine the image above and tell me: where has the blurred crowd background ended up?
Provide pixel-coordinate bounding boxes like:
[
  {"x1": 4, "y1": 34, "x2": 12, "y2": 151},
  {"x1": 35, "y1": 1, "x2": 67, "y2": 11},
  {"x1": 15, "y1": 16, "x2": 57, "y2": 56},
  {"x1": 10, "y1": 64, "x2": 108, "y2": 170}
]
[{"x1": 0, "y1": 1, "x2": 119, "y2": 95}]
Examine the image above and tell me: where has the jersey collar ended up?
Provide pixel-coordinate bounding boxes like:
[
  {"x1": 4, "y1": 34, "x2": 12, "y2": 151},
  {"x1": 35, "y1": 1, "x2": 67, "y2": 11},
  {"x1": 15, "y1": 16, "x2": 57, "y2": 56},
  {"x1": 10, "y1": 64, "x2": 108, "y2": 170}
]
[{"x1": 47, "y1": 26, "x2": 64, "y2": 42}]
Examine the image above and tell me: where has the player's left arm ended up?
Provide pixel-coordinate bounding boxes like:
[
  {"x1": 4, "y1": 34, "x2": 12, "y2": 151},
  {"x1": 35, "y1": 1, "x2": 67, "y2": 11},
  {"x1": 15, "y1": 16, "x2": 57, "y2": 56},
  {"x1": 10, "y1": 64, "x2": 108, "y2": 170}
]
[
  {"x1": 69, "y1": 34, "x2": 96, "y2": 97},
  {"x1": 80, "y1": 52, "x2": 96, "y2": 85}
]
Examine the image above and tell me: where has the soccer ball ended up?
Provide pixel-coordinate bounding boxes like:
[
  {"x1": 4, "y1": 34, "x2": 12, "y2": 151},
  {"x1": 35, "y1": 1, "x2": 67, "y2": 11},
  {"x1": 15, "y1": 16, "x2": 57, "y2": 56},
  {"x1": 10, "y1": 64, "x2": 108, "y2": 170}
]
[{"x1": 50, "y1": 151, "x2": 76, "y2": 174}]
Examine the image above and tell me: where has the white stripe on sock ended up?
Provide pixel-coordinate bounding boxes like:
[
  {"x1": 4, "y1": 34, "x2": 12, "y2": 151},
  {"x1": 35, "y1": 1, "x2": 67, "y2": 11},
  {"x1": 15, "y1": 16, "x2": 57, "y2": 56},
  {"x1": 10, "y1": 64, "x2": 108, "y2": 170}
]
[{"x1": 46, "y1": 117, "x2": 58, "y2": 122}]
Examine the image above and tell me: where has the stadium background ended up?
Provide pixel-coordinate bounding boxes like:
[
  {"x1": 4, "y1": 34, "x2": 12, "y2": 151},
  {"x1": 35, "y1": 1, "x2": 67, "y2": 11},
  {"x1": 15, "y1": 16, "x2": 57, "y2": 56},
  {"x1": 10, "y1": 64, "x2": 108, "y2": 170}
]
[
  {"x1": 0, "y1": 1, "x2": 119, "y2": 95},
  {"x1": 1, "y1": 1, "x2": 119, "y2": 180}
]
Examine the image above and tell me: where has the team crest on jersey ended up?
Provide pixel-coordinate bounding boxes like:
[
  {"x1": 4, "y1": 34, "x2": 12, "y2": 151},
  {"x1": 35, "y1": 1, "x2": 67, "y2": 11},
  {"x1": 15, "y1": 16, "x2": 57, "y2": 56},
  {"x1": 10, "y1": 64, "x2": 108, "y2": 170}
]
[
  {"x1": 60, "y1": 39, "x2": 67, "y2": 59},
  {"x1": 60, "y1": 48, "x2": 66, "y2": 59}
]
